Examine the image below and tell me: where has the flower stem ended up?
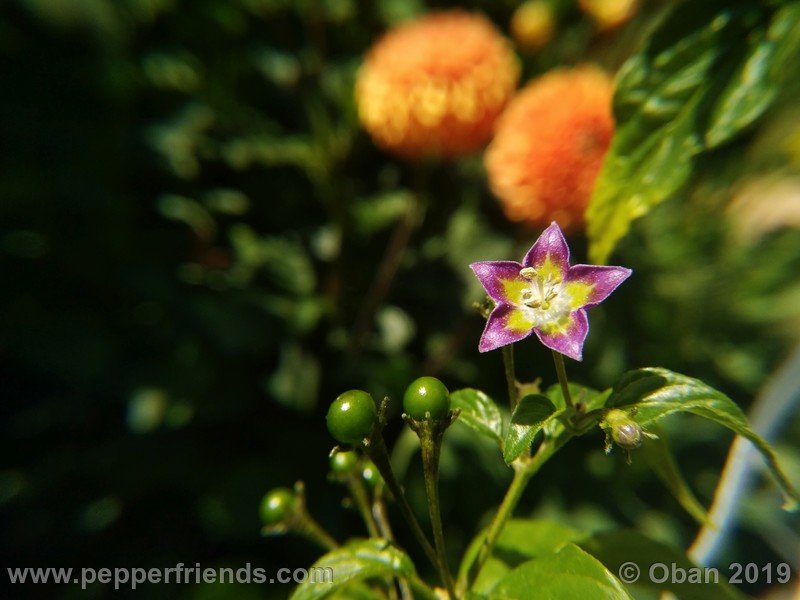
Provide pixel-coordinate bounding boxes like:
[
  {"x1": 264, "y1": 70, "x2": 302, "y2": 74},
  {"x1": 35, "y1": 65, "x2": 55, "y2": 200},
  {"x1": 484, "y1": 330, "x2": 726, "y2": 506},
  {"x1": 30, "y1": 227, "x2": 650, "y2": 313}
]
[
  {"x1": 552, "y1": 350, "x2": 574, "y2": 409},
  {"x1": 464, "y1": 438, "x2": 566, "y2": 591},
  {"x1": 502, "y1": 344, "x2": 519, "y2": 410},
  {"x1": 348, "y1": 167, "x2": 428, "y2": 355},
  {"x1": 347, "y1": 476, "x2": 380, "y2": 538},
  {"x1": 364, "y1": 434, "x2": 440, "y2": 573},
  {"x1": 297, "y1": 515, "x2": 339, "y2": 552},
  {"x1": 407, "y1": 575, "x2": 441, "y2": 600},
  {"x1": 372, "y1": 490, "x2": 411, "y2": 600},
  {"x1": 420, "y1": 428, "x2": 457, "y2": 600},
  {"x1": 372, "y1": 488, "x2": 395, "y2": 540}
]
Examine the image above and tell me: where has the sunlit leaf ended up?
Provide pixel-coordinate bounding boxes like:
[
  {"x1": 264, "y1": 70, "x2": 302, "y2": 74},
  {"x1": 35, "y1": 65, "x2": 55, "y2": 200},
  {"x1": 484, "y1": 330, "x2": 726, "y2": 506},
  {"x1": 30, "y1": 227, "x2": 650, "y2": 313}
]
[
  {"x1": 450, "y1": 388, "x2": 504, "y2": 446},
  {"x1": 608, "y1": 368, "x2": 800, "y2": 509},
  {"x1": 503, "y1": 394, "x2": 562, "y2": 464},
  {"x1": 587, "y1": 1, "x2": 800, "y2": 263},
  {"x1": 490, "y1": 543, "x2": 633, "y2": 600},
  {"x1": 289, "y1": 539, "x2": 434, "y2": 600},
  {"x1": 458, "y1": 519, "x2": 586, "y2": 594},
  {"x1": 706, "y1": 3, "x2": 800, "y2": 147}
]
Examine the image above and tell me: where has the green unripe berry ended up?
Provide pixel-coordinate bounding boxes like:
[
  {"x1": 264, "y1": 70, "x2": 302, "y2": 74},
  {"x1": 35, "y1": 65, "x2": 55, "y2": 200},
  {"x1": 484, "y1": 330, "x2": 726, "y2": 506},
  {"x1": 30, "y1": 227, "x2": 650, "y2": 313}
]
[
  {"x1": 326, "y1": 390, "x2": 377, "y2": 445},
  {"x1": 362, "y1": 460, "x2": 382, "y2": 489},
  {"x1": 260, "y1": 488, "x2": 295, "y2": 525},
  {"x1": 330, "y1": 450, "x2": 359, "y2": 475},
  {"x1": 403, "y1": 376, "x2": 450, "y2": 419}
]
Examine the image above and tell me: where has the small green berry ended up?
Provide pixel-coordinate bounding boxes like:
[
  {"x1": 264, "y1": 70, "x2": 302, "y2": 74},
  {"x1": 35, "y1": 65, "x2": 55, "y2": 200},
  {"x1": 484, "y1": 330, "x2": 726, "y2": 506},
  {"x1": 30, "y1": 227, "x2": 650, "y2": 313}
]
[
  {"x1": 362, "y1": 460, "x2": 382, "y2": 489},
  {"x1": 326, "y1": 390, "x2": 377, "y2": 445},
  {"x1": 260, "y1": 488, "x2": 295, "y2": 525},
  {"x1": 403, "y1": 376, "x2": 450, "y2": 419},
  {"x1": 330, "y1": 450, "x2": 359, "y2": 475}
]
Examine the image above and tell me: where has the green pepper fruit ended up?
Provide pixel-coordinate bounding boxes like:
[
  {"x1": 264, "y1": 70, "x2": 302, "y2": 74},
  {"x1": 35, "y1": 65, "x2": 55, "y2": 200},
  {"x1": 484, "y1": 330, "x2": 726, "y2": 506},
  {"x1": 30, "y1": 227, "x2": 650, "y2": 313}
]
[
  {"x1": 326, "y1": 390, "x2": 377, "y2": 445},
  {"x1": 330, "y1": 450, "x2": 359, "y2": 475},
  {"x1": 403, "y1": 376, "x2": 450, "y2": 420},
  {"x1": 361, "y1": 460, "x2": 383, "y2": 489},
  {"x1": 260, "y1": 488, "x2": 295, "y2": 525}
]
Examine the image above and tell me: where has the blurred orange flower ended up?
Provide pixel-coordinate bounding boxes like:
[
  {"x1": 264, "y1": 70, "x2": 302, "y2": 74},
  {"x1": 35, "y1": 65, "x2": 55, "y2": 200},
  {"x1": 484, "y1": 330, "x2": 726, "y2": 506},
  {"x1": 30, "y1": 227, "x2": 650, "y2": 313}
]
[
  {"x1": 485, "y1": 65, "x2": 614, "y2": 232},
  {"x1": 355, "y1": 11, "x2": 519, "y2": 159},
  {"x1": 579, "y1": 0, "x2": 639, "y2": 30},
  {"x1": 511, "y1": 1, "x2": 556, "y2": 53}
]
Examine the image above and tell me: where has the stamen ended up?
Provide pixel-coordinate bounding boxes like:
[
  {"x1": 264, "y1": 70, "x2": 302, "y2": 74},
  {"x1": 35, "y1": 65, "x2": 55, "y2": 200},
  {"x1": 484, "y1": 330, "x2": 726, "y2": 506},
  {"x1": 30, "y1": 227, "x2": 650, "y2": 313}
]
[{"x1": 520, "y1": 267, "x2": 537, "y2": 280}]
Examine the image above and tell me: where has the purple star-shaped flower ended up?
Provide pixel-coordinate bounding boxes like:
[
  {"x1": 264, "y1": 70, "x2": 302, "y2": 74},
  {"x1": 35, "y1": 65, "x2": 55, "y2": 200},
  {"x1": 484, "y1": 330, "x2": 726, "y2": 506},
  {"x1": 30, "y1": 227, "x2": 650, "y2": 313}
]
[{"x1": 470, "y1": 222, "x2": 631, "y2": 361}]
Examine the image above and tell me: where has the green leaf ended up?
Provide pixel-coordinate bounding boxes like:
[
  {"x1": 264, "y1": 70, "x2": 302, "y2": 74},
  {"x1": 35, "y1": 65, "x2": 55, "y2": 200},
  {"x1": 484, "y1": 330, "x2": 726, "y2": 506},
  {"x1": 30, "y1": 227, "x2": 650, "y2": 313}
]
[
  {"x1": 705, "y1": 3, "x2": 800, "y2": 147},
  {"x1": 228, "y1": 224, "x2": 316, "y2": 295},
  {"x1": 157, "y1": 194, "x2": 216, "y2": 240},
  {"x1": 489, "y1": 543, "x2": 633, "y2": 600},
  {"x1": 608, "y1": 368, "x2": 800, "y2": 509},
  {"x1": 328, "y1": 582, "x2": 384, "y2": 600},
  {"x1": 581, "y1": 531, "x2": 748, "y2": 600},
  {"x1": 458, "y1": 519, "x2": 587, "y2": 594},
  {"x1": 586, "y1": 1, "x2": 798, "y2": 263},
  {"x1": 289, "y1": 539, "x2": 434, "y2": 600},
  {"x1": 546, "y1": 383, "x2": 611, "y2": 412},
  {"x1": 350, "y1": 191, "x2": 414, "y2": 236},
  {"x1": 445, "y1": 203, "x2": 514, "y2": 303},
  {"x1": 266, "y1": 343, "x2": 320, "y2": 414},
  {"x1": 503, "y1": 394, "x2": 562, "y2": 464},
  {"x1": 450, "y1": 388, "x2": 504, "y2": 445},
  {"x1": 639, "y1": 430, "x2": 712, "y2": 526}
]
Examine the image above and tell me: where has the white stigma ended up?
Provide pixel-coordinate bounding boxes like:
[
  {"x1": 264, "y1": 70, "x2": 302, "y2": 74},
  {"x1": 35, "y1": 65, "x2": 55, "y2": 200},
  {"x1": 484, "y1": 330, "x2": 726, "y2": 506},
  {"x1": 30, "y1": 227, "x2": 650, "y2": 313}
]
[{"x1": 518, "y1": 268, "x2": 570, "y2": 326}]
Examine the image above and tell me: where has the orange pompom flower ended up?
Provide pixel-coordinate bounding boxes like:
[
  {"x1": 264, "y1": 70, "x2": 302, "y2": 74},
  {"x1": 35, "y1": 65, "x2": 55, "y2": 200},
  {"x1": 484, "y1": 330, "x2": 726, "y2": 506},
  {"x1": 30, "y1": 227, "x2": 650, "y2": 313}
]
[
  {"x1": 511, "y1": 1, "x2": 556, "y2": 54},
  {"x1": 579, "y1": 0, "x2": 640, "y2": 31},
  {"x1": 484, "y1": 65, "x2": 614, "y2": 232},
  {"x1": 355, "y1": 11, "x2": 520, "y2": 159}
]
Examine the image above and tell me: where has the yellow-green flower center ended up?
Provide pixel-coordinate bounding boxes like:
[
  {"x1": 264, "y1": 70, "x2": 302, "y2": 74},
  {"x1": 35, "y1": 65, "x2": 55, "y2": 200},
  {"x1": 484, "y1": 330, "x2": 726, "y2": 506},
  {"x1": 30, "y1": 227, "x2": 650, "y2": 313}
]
[{"x1": 516, "y1": 266, "x2": 572, "y2": 327}]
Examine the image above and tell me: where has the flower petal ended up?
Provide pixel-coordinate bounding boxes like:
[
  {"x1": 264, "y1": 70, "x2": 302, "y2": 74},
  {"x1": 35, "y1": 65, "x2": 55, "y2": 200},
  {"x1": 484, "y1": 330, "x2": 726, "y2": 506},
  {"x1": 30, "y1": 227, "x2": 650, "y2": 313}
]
[
  {"x1": 478, "y1": 304, "x2": 536, "y2": 352},
  {"x1": 534, "y1": 309, "x2": 588, "y2": 361},
  {"x1": 564, "y1": 265, "x2": 632, "y2": 309},
  {"x1": 470, "y1": 261, "x2": 527, "y2": 304},
  {"x1": 522, "y1": 221, "x2": 570, "y2": 280}
]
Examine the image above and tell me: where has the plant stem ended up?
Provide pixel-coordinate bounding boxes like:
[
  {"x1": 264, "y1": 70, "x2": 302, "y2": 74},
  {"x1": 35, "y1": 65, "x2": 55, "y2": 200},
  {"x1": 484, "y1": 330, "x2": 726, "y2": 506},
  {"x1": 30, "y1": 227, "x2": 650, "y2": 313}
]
[
  {"x1": 502, "y1": 344, "x2": 519, "y2": 410},
  {"x1": 372, "y1": 490, "x2": 411, "y2": 600},
  {"x1": 347, "y1": 476, "x2": 380, "y2": 538},
  {"x1": 364, "y1": 434, "x2": 440, "y2": 573},
  {"x1": 407, "y1": 575, "x2": 441, "y2": 600},
  {"x1": 420, "y1": 431, "x2": 457, "y2": 600},
  {"x1": 297, "y1": 515, "x2": 339, "y2": 552},
  {"x1": 348, "y1": 187, "x2": 426, "y2": 355},
  {"x1": 372, "y1": 489, "x2": 395, "y2": 541},
  {"x1": 464, "y1": 438, "x2": 565, "y2": 591},
  {"x1": 552, "y1": 350, "x2": 574, "y2": 408}
]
